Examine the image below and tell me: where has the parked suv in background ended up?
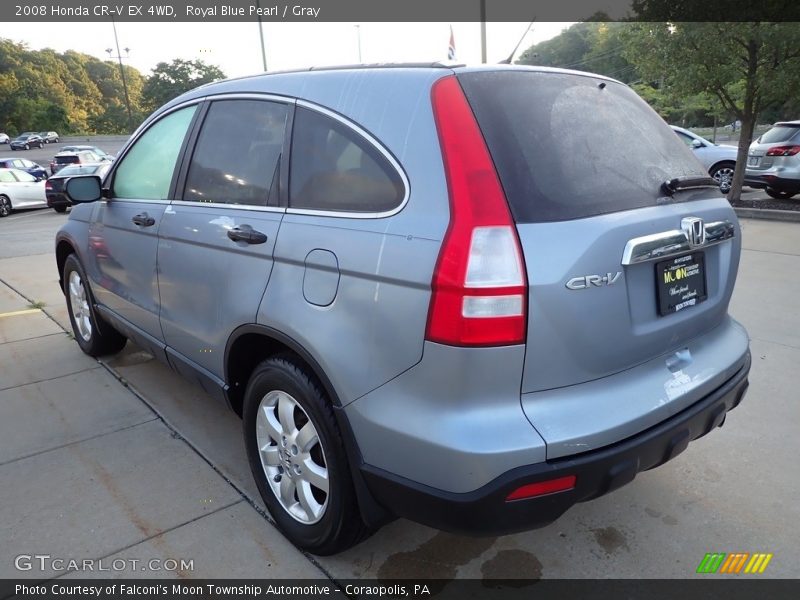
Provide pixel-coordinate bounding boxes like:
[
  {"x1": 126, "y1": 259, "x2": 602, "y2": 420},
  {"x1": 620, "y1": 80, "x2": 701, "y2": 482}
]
[
  {"x1": 45, "y1": 163, "x2": 110, "y2": 212},
  {"x1": 745, "y1": 120, "x2": 800, "y2": 199},
  {"x1": 671, "y1": 125, "x2": 738, "y2": 194},
  {"x1": 56, "y1": 64, "x2": 750, "y2": 555},
  {"x1": 10, "y1": 133, "x2": 43, "y2": 150},
  {"x1": 50, "y1": 150, "x2": 103, "y2": 175},
  {"x1": 38, "y1": 131, "x2": 60, "y2": 143}
]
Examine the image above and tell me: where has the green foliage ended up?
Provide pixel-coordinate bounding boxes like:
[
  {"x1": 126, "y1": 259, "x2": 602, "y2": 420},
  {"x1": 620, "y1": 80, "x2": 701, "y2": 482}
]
[
  {"x1": 621, "y1": 22, "x2": 800, "y2": 199},
  {"x1": 0, "y1": 39, "x2": 224, "y2": 135},
  {"x1": 141, "y1": 59, "x2": 225, "y2": 112},
  {"x1": 517, "y1": 20, "x2": 638, "y2": 84}
]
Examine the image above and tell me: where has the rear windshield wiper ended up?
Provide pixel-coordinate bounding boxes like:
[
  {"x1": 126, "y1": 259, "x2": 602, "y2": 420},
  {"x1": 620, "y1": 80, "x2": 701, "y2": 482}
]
[{"x1": 661, "y1": 176, "x2": 719, "y2": 196}]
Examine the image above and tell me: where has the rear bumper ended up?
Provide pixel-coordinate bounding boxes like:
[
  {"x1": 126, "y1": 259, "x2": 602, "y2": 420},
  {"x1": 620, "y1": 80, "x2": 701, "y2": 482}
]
[
  {"x1": 744, "y1": 172, "x2": 800, "y2": 191},
  {"x1": 361, "y1": 351, "x2": 750, "y2": 536},
  {"x1": 46, "y1": 192, "x2": 68, "y2": 208}
]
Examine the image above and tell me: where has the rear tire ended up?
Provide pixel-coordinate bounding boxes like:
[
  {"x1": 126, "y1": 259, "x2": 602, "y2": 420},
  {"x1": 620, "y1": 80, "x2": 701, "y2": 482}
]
[
  {"x1": 243, "y1": 356, "x2": 371, "y2": 555},
  {"x1": 24, "y1": 144, "x2": 29, "y2": 150},
  {"x1": 54, "y1": 206, "x2": 68, "y2": 213},
  {"x1": 766, "y1": 188, "x2": 796, "y2": 200},
  {"x1": 0, "y1": 195, "x2": 12, "y2": 217},
  {"x1": 63, "y1": 254, "x2": 127, "y2": 357}
]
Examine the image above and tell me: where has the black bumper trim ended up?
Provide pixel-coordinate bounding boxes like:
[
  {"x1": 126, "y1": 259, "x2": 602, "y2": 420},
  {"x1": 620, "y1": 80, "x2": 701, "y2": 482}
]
[
  {"x1": 360, "y1": 351, "x2": 750, "y2": 536},
  {"x1": 745, "y1": 174, "x2": 800, "y2": 192}
]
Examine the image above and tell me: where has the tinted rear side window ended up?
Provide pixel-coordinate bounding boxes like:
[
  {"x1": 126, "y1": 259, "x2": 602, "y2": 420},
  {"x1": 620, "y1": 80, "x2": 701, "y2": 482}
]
[
  {"x1": 458, "y1": 71, "x2": 708, "y2": 223},
  {"x1": 289, "y1": 106, "x2": 405, "y2": 213},
  {"x1": 760, "y1": 125, "x2": 800, "y2": 144},
  {"x1": 183, "y1": 99, "x2": 287, "y2": 206}
]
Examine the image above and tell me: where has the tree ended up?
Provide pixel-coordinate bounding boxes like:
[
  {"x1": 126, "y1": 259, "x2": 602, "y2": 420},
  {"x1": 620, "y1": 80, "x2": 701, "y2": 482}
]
[
  {"x1": 622, "y1": 22, "x2": 800, "y2": 201},
  {"x1": 0, "y1": 37, "x2": 148, "y2": 134},
  {"x1": 517, "y1": 19, "x2": 638, "y2": 84},
  {"x1": 141, "y1": 59, "x2": 225, "y2": 111}
]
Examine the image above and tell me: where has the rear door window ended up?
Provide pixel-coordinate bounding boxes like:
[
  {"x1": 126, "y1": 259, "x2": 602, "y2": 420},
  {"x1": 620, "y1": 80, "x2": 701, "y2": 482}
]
[
  {"x1": 457, "y1": 71, "x2": 708, "y2": 223},
  {"x1": 182, "y1": 99, "x2": 287, "y2": 206},
  {"x1": 289, "y1": 106, "x2": 405, "y2": 213}
]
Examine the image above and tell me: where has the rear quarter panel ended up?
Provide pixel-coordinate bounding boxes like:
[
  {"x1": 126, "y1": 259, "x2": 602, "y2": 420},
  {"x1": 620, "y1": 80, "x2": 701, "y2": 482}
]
[{"x1": 255, "y1": 69, "x2": 452, "y2": 405}]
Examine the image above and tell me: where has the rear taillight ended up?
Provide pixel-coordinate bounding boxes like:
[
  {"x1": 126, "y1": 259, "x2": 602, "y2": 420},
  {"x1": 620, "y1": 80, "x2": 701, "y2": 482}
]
[
  {"x1": 766, "y1": 145, "x2": 800, "y2": 157},
  {"x1": 425, "y1": 76, "x2": 527, "y2": 347},
  {"x1": 45, "y1": 181, "x2": 52, "y2": 190}
]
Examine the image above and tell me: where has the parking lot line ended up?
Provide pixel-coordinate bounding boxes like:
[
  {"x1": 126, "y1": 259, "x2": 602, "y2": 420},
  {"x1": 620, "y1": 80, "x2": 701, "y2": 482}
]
[{"x1": 0, "y1": 307, "x2": 41, "y2": 318}]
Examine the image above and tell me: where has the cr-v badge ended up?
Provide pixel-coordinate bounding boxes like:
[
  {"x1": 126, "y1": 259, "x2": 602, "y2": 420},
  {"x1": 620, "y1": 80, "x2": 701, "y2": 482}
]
[{"x1": 566, "y1": 272, "x2": 623, "y2": 290}]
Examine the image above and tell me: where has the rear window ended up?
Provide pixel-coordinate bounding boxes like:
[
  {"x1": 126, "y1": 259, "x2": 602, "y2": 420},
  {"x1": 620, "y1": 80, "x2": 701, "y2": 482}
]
[
  {"x1": 55, "y1": 156, "x2": 79, "y2": 165},
  {"x1": 457, "y1": 71, "x2": 709, "y2": 223},
  {"x1": 760, "y1": 125, "x2": 800, "y2": 144},
  {"x1": 58, "y1": 165, "x2": 99, "y2": 177}
]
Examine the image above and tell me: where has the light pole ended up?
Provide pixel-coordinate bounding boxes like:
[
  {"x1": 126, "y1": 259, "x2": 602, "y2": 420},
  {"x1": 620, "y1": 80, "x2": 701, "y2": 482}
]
[
  {"x1": 480, "y1": 0, "x2": 487, "y2": 63},
  {"x1": 255, "y1": 0, "x2": 268, "y2": 71},
  {"x1": 106, "y1": 18, "x2": 134, "y2": 132},
  {"x1": 355, "y1": 24, "x2": 362, "y2": 63}
]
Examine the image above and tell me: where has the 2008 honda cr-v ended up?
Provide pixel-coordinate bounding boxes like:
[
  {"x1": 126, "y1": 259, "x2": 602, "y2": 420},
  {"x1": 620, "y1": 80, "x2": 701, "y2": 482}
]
[{"x1": 56, "y1": 64, "x2": 751, "y2": 555}]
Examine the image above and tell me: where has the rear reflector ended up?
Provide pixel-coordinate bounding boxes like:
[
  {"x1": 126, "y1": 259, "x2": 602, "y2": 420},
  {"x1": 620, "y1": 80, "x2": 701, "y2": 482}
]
[{"x1": 505, "y1": 475, "x2": 577, "y2": 501}]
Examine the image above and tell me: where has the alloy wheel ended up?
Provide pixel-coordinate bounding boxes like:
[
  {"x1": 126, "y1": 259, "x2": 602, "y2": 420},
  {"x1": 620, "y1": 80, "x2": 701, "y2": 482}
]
[
  {"x1": 712, "y1": 166, "x2": 735, "y2": 194},
  {"x1": 255, "y1": 390, "x2": 329, "y2": 524},
  {"x1": 68, "y1": 271, "x2": 92, "y2": 341}
]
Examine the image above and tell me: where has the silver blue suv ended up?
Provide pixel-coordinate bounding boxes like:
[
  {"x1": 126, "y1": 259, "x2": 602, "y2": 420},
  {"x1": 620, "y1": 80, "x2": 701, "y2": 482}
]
[{"x1": 56, "y1": 64, "x2": 751, "y2": 555}]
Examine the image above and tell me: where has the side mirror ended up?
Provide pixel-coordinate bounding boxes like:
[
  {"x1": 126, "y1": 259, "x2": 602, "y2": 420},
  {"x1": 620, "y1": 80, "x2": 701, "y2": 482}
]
[
  {"x1": 691, "y1": 139, "x2": 704, "y2": 149},
  {"x1": 65, "y1": 175, "x2": 103, "y2": 204}
]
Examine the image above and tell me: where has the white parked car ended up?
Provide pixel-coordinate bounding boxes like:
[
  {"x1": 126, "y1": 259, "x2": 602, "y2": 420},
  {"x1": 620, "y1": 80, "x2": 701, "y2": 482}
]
[
  {"x1": 0, "y1": 133, "x2": 10, "y2": 144},
  {"x1": 671, "y1": 126, "x2": 738, "y2": 193},
  {"x1": 0, "y1": 168, "x2": 48, "y2": 217}
]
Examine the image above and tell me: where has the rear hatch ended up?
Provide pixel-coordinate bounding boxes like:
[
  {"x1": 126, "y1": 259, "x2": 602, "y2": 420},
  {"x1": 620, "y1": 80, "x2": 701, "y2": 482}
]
[
  {"x1": 747, "y1": 122, "x2": 800, "y2": 170},
  {"x1": 457, "y1": 69, "x2": 741, "y2": 393}
]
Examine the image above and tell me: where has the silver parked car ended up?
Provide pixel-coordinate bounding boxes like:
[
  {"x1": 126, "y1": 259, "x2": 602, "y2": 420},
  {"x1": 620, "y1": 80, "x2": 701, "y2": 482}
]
[
  {"x1": 671, "y1": 125, "x2": 738, "y2": 193},
  {"x1": 745, "y1": 120, "x2": 800, "y2": 199},
  {"x1": 55, "y1": 64, "x2": 751, "y2": 555}
]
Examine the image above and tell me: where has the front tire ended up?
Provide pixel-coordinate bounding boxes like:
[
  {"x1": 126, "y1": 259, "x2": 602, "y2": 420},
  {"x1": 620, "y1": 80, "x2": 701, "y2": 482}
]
[
  {"x1": 766, "y1": 188, "x2": 796, "y2": 200},
  {"x1": 0, "y1": 195, "x2": 12, "y2": 217},
  {"x1": 243, "y1": 357, "x2": 370, "y2": 555},
  {"x1": 54, "y1": 205, "x2": 68, "y2": 213},
  {"x1": 63, "y1": 254, "x2": 127, "y2": 356}
]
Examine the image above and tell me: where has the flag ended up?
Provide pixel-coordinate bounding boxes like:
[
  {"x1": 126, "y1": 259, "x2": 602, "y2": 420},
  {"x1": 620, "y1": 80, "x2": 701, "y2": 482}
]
[{"x1": 448, "y1": 25, "x2": 456, "y2": 61}]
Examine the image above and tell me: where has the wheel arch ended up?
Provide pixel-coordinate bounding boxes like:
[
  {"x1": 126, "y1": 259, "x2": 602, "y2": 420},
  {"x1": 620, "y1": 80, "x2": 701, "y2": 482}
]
[
  {"x1": 56, "y1": 236, "x2": 77, "y2": 292},
  {"x1": 708, "y1": 159, "x2": 736, "y2": 174},
  {"x1": 224, "y1": 324, "x2": 343, "y2": 417}
]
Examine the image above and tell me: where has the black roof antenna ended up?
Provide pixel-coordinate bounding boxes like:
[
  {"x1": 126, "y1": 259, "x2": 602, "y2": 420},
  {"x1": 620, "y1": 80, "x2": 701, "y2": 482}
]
[{"x1": 498, "y1": 19, "x2": 536, "y2": 65}]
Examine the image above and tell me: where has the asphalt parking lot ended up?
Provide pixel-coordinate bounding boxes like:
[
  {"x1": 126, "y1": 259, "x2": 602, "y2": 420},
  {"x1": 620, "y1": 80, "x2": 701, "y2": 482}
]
[{"x1": 0, "y1": 205, "x2": 798, "y2": 580}]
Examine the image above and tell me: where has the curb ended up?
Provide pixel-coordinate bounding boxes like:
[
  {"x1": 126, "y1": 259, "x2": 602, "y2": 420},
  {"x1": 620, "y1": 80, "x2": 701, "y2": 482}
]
[{"x1": 734, "y1": 207, "x2": 800, "y2": 223}]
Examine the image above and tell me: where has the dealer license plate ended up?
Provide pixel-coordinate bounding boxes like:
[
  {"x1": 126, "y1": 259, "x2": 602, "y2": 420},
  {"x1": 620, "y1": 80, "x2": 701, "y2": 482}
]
[{"x1": 656, "y1": 253, "x2": 707, "y2": 316}]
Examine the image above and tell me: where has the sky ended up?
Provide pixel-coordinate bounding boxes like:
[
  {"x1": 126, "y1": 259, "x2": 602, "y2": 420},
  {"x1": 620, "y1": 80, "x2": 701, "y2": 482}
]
[{"x1": 5, "y1": 21, "x2": 572, "y2": 77}]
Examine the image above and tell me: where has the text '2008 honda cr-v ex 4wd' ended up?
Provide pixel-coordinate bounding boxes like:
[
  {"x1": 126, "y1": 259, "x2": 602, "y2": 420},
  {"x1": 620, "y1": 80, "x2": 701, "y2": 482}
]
[{"x1": 56, "y1": 64, "x2": 750, "y2": 555}]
